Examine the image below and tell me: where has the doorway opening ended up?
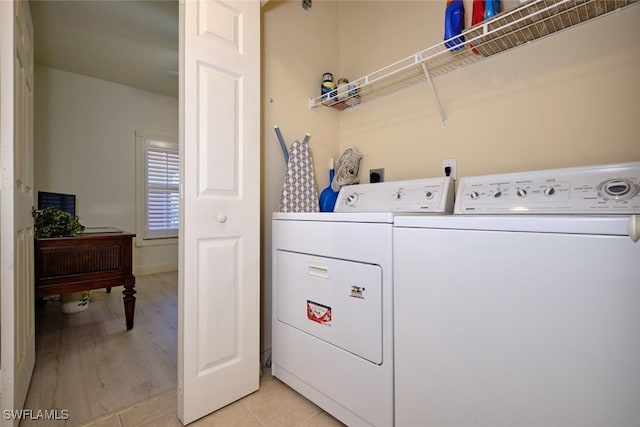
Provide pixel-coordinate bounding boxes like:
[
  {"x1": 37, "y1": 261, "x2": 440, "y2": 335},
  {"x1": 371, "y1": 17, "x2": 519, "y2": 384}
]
[{"x1": 25, "y1": 1, "x2": 179, "y2": 424}]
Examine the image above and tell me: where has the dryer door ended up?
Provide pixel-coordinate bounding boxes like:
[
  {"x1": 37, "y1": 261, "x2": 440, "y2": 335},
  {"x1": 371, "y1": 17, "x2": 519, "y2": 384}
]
[{"x1": 275, "y1": 250, "x2": 383, "y2": 364}]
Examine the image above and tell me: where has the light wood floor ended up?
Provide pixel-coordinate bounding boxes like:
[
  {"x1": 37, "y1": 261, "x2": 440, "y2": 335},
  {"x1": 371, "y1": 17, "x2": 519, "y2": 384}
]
[{"x1": 23, "y1": 271, "x2": 179, "y2": 427}]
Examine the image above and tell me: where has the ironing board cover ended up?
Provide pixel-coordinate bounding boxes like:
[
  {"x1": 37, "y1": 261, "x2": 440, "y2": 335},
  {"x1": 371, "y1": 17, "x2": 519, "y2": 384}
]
[{"x1": 279, "y1": 139, "x2": 319, "y2": 212}]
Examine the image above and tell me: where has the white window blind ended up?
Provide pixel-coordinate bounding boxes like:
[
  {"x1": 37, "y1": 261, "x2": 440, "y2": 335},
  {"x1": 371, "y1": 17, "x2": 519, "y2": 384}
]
[{"x1": 145, "y1": 140, "x2": 179, "y2": 239}]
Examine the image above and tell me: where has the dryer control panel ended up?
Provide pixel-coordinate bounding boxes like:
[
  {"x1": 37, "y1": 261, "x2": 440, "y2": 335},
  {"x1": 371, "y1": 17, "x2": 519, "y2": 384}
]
[
  {"x1": 334, "y1": 177, "x2": 455, "y2": 213},
  {"x1": 455, "y1": 162, "x2": 640, "y2": 214}
]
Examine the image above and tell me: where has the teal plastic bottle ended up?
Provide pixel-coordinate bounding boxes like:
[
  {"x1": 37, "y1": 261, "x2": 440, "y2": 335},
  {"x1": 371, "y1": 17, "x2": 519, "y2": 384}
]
[{"x1": 444, "y1": 0, "x2": 465, "y2": 51}]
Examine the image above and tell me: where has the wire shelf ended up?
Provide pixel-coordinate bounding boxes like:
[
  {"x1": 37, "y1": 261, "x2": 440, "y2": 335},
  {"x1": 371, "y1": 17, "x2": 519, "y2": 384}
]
[{"x1": 309, "y1": 0, "x2": 638, "y2": 114}]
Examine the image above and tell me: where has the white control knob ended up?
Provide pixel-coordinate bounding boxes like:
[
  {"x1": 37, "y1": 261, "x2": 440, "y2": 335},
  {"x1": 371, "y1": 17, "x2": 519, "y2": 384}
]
[
  {"x1": 516, "y1": 188, "x2": 527, "y2": 198},
  {"x1": 470, "y1": 191, "x2": 480, "y2": 200},
  {"x1": 544, "y1": 186, "x2": 556, "y2": 197},
  {"x1": 599, "y1": 178, "x2": 638, "y2": 201},
  {"x1": 493, "y1": 190, "x2": 502, "y2": 198},
  {"x1": 346, "y1": 193, "x2": 359, "y2": 206},
  {"x1": 216, "y1": 213, "x2": 227, "y2": 223},
  {"x1": 425, "y1": 191, "x2": 434, "y2": 199},
  {"x1": 393, "y1": 192, "x2": 402, "y2": 200}
]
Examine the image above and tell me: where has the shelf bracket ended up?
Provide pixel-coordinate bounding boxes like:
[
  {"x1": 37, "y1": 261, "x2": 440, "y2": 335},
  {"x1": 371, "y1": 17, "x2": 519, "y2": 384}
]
[{"x1": 418, "y1": 54, "x2": 447, "y2": 128}]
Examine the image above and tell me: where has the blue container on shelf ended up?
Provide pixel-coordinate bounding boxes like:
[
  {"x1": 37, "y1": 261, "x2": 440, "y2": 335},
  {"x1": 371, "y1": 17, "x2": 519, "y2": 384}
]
[
  {"x1": 444, "y1": 0, "x2": 465, "y2": 51},
  {"x1": 484, "y1": 0, "x2": 501, "y2": 20}
]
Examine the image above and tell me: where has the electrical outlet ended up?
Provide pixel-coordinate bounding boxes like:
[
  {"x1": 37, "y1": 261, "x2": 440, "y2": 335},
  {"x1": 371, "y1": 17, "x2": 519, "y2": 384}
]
[
  {"x1": 442, "y1": 159, "x2": 457, "y2": 180},
  {"x1": 370, "y1": 168, "x2": 385, "y2": 183}
]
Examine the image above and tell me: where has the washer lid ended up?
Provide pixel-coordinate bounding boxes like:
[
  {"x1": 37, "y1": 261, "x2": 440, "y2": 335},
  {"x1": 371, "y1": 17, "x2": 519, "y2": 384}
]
[{"x1": 394, "y1": 215, "x2": 632, "y2": 236}]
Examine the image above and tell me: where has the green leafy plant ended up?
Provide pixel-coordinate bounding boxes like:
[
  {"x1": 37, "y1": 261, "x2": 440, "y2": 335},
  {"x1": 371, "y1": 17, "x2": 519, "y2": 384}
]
[{"x1": 32, "y1": 207, "x2": 83, "y2": 238}]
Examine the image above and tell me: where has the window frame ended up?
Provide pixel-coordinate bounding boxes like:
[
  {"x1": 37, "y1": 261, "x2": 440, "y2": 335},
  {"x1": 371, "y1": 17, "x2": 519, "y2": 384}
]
[{"x1": 135, "y1": 130, "x2": 179, "y2": 247}]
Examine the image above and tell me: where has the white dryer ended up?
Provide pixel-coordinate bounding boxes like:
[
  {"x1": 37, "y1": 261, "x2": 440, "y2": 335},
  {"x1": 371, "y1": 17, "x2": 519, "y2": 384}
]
[
  {"x1": 394, "y1": 162, "x2": 640, "y2": 427},
  {"x1": 272, "y1": 177, "x2": 454, "y2": 427}
]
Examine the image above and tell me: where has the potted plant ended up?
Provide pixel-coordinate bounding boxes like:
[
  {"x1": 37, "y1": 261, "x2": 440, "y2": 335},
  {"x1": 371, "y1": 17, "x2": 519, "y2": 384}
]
[{"x1": 32, "y1": 207, "x2": 84, "y2": 238}]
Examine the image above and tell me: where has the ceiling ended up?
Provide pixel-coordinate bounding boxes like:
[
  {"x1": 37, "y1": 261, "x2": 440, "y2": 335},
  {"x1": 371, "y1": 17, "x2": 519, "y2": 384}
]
[{"x1": 30, "y1": 0, "x2": 179, "y2": 98}]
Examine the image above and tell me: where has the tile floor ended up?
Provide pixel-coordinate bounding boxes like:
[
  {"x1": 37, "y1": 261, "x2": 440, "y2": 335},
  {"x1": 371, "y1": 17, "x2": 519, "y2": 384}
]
[{"x1": 78, "y1": 370, "x2": 344, "y2": 427}]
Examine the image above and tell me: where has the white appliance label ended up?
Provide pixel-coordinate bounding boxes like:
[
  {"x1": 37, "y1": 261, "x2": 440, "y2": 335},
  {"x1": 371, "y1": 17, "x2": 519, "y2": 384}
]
[{"x1": 350, "y1": 285, "x2": 366, "y2": 299}]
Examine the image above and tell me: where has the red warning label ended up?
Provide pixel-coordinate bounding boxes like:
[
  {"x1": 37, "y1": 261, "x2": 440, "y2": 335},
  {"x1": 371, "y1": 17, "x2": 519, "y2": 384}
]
[{"x1": 307, "y1": 300, "x2": 332, "y2": 324}]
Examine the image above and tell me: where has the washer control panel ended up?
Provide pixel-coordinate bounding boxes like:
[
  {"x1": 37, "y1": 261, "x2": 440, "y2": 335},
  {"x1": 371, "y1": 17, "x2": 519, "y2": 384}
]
[
  {"x1": 334, "y1": 177, "x2": 455, "y2": 213},
  {"x1": 455, "y1": 162, "x2": 640, "y2": 214}
]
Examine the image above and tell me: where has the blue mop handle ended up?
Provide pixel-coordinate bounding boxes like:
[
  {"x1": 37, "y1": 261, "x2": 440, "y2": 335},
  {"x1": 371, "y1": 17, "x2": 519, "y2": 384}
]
[{"x1": 274, "y1": 125, "x2": 289, "y2": 164}]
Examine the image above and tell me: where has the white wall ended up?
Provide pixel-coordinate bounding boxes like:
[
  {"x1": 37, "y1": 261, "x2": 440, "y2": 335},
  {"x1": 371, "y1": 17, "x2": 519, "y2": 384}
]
[
  {"x1": 338, "y1": 1, "x2": 640, "y2": 180},
  {"x1": 34, "y1": 65, "x2": 179, "y2": 275}
]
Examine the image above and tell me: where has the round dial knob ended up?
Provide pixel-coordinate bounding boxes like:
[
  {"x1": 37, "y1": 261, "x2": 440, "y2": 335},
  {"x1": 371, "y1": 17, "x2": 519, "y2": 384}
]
[
  {"x1": 493, "y1": 191, "x2": 502, "y2": 198},
  {"x1": 469, "y1": 191, "x2": 480, "y2": 200},
  {"x1": 393, "y1": 192, "x2": 402, "y2": 200},
  {"x1": 544, "y1": 186, "x2": 556, "y2": 197},
  {"x1": 598, "y1": 178, "x2": 638, "y2": 201},
  {"x1": 346, "y1": 193, "x2": 359, "y2": 206},
  {"x1": 425, "y1": 191, "x2": 434, "y2": 199},
  {"x1": 516, "y1": 188, "x2": 527, "y2": 198}
]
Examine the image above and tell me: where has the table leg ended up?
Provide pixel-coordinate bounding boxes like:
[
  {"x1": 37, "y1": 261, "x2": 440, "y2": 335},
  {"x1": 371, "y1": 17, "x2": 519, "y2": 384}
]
[{"x1": 123, "y1": 283, "x2": 136, "y2": 330}]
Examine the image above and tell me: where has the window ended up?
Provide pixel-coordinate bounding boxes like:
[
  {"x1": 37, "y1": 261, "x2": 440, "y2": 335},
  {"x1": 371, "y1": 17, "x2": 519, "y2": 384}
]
[{"x1": 136, "y1": 131, "x2": 179, "y2": 245}]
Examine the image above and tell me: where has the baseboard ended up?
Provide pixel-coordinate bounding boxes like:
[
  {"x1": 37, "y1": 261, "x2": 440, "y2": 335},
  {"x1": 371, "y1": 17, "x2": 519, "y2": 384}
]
[{"x1": 133, "y1": 263, "x2": 178, "y2": 276}]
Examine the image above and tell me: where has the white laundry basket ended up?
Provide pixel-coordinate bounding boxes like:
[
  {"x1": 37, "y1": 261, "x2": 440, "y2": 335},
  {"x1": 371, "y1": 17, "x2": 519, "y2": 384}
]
[{"x1": 61, "y1": 291, "x2": 90, "y2": 314}]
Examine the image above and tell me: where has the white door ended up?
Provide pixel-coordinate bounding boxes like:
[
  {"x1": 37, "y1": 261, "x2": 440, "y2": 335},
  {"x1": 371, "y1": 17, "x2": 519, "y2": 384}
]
[
  {"x1": 0, "y1": 0, "x2": 36, "y2": 425},
  {"x1": 178, "y1": 0, "x2": 261, "y2": 424}
]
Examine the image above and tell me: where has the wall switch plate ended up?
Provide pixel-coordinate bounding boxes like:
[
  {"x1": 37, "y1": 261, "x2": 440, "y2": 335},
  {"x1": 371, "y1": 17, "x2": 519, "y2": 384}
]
[
  {"x1": 442, "y1": 159, "x2": 457, "y2": 180},
  {"x1": 370, "y1": 168, "x2": 384, "y2": 183}
]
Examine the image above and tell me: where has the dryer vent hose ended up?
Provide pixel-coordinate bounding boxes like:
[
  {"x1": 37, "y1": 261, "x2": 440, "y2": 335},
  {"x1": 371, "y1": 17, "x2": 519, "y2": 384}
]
[{"x1": 331, "y1": 147, "x2": 362, "y2": 192}]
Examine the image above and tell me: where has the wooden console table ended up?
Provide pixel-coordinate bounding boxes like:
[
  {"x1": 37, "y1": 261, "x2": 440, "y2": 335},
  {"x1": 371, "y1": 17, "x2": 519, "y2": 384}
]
[{"x1": 34, "y1": 230, "x2": 136, "y2": 330}]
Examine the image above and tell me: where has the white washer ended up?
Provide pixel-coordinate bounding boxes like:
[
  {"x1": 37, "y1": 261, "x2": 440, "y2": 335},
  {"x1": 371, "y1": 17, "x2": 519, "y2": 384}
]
[
  {"x1": 394, "y1": 162, "x2": 640, "y2": 427},
  {"x1": 272, "y1": 177, "x2": 454, "y2": 427}
]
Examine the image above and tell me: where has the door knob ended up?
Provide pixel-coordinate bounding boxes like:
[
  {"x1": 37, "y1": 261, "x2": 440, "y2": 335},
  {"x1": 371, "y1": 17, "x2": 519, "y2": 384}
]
[{"x1": 216, "y1": 213, "x2": 227, "y2": 223}]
